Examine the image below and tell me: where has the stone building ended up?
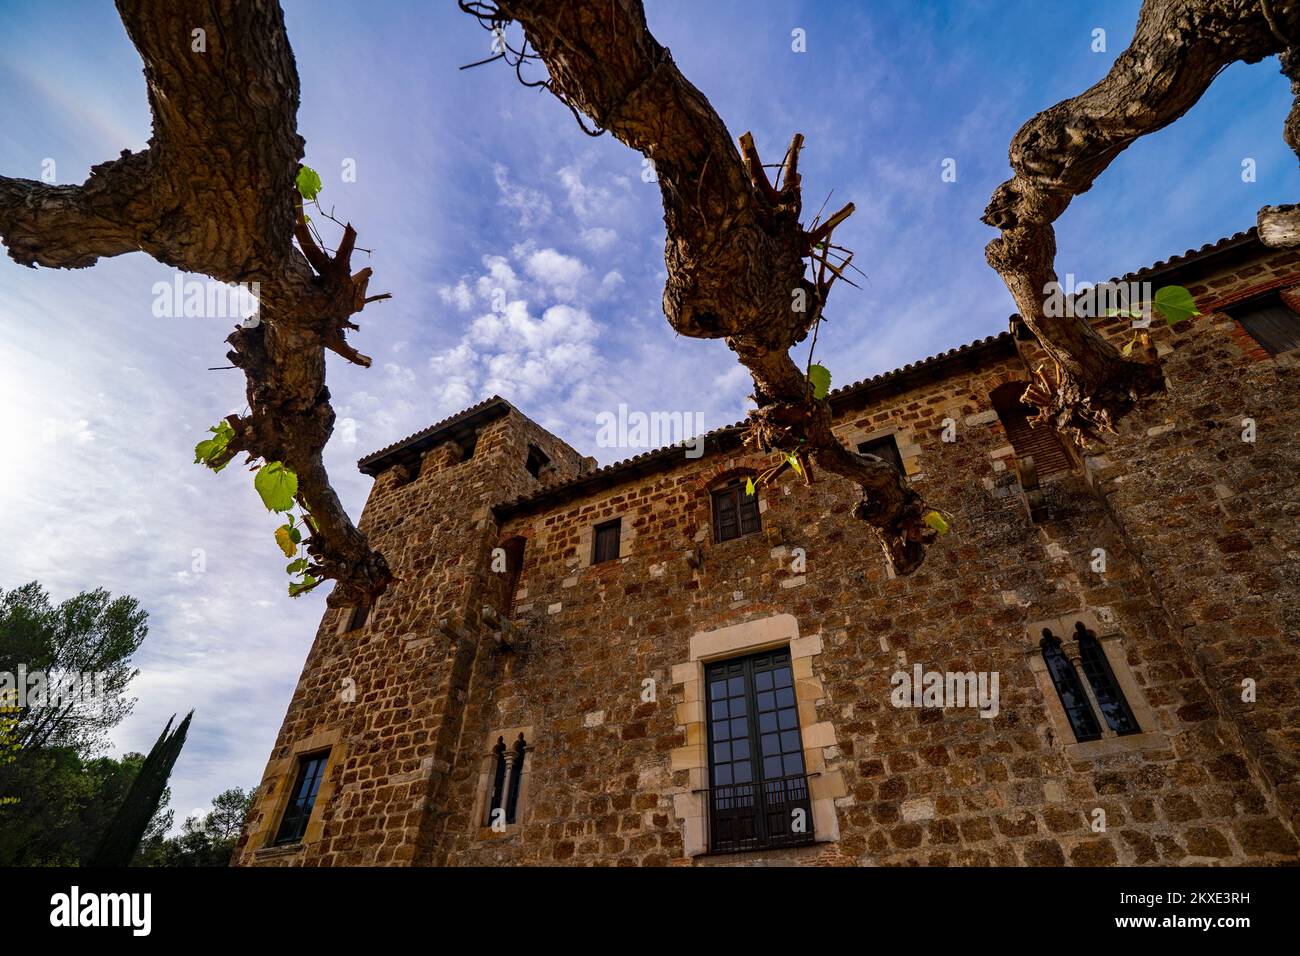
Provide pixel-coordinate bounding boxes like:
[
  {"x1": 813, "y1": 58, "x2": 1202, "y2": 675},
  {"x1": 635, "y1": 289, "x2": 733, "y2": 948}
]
[{"x1": 233, "y1": 228, "x2": 1300, "y2": 867}]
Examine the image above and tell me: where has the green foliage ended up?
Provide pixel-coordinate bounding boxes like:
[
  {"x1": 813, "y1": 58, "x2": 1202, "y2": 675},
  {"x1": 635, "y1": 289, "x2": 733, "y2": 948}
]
[
  {"x1": 90, "y1": 711, "x2": 192, "y2": 867},
  {"x1": 0, "y1": 582, "x2": 146, "y2": 753},
  {"x1": 923, "y1": 510, "x2": 951, "y2": 535},
  {"x1": 296, "y1": 165, "x2": 322, "y2": 202},
  {"x1": 1152, "y1": 284, "x2": 1200, "y2": 325},
  {"x1": 136, "y1": 786, "x2": 254, "y2": 867},
  {"x1": 0, "y1": 748, "x2": 170, "y2": 866},
  {"x1": 254, "y1": 461, "x2": 298, "y2": 512},
  {"x1": 192, "y1": 420, "x2": 235, "y2": 472},
  {"x1": 807, "y1": 363, "x2": 832, "y2": 401}
]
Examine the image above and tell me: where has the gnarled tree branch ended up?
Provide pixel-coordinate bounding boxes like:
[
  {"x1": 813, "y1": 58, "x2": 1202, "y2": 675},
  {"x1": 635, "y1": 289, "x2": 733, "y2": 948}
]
[
  {"x1": 0, "y1": 0, "x2": 392, "y2": 603},
  {"x1": 982, "y1": 0, "x2": 1299, "y2": 443},
  {"x1": 467, "y1": 0, "x2": 938, "y2": 573}
]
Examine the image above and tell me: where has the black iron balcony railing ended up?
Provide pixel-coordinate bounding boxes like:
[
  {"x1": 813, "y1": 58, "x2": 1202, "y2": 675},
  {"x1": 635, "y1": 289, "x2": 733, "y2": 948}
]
[{"x1": 707, "y1": 772, "x2": 815, "y2": 853}]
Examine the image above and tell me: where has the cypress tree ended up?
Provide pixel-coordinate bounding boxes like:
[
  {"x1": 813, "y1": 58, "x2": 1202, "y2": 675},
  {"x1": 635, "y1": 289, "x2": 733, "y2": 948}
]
[{"x1": 89, "y1": 710, "x2": 192, "y2": 866}]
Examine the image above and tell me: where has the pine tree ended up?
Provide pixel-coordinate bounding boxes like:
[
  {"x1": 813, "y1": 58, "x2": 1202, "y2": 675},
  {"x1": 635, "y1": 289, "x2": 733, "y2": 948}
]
[{"x1": 89, "y1": 710, "x2": 192, "y2": 867}]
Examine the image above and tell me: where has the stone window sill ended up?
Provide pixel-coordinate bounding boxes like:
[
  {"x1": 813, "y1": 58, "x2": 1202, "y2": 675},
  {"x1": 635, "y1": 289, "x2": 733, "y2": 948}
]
[
  {"x1": 253, "y1": 842, "x2": 303, "y2": 859},
  {"x1": 1065, "y1": 731, "x2": 1169, "y2": 761}
]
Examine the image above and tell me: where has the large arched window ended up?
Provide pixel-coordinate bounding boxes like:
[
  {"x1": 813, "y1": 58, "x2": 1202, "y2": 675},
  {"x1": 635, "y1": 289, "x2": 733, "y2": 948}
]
[{"x1": 990, "y1": 382, "x2": 1072, "y2": 476}]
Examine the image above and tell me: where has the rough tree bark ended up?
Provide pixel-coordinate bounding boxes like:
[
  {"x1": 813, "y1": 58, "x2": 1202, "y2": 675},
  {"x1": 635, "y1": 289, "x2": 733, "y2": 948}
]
[
  {"x1": 982, "y1": 0, "x2": 1300, "y2": 442},
  {"x1": 466, "y1": 0, "x2": 940, "y2": 573},
  {"x1": 0, "y1": 1, "x2": 392, "y2": 603}
]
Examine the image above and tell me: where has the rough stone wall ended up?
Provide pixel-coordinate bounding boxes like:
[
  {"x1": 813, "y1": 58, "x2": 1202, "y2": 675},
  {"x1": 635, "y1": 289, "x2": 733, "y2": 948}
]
[
  {"x1": 231, "y1": 407, "x2": 586, "y2": 866},
  {"x1": 237, "y1": 245, "x2": 1299, "y2": 868},
  {"x1": 1065, "y1": 248, "x2": 1300, "y2": 854}
]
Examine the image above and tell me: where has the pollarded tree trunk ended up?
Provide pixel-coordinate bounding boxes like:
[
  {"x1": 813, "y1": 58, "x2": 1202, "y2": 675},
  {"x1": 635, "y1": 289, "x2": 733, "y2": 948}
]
[
  {"x1": 982, "y1": 0, "x2": 1300, "y2": 442},
  {"x1": 0, "y1": 1, "x2": 392, "y2": 603},
  {"x1": 467, "y1": 0, "x2": 940, "y2": 572}
]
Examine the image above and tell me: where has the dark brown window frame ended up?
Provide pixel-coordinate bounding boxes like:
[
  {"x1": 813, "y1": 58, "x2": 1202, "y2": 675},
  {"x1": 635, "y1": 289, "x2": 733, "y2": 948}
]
[
  {"x1": 592, "y1": 517, "x2": 621, "y2": 564},
  {"x1": 1227, "y1": 291, "x2": 1300, "y2": 356},
  {"x1": 711, "y1": 479, "x2": 761, "y2": 543}
]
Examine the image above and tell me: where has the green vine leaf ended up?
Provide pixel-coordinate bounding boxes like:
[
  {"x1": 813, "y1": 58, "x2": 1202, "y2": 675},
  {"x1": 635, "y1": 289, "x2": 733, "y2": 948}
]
[
  {"x1": 254, "y1": 461, "x2": 298, "y2": 512},
  {"x1": 286, "y1": 558, "x2": 310, "y2": 575},
  {"x1": 787, "y1": 453, "x2": 803, "y2": 477},
  {"x1": 745, "y1": 477, "x2": 756, "y2": 497},
  {"x1": 296, "y1": 165, "x2": 322, "y2": 202},
  {"x1": 1153, "y1": 284, "x2": 1199, "y2": 326},
  {"x1": 923, "y1": 511, "x2": 950, "y2": 535},
  {"x1": 807, "y1": 364, "x2": 832, "y2": 401},
  {"x1": 193, "y1": 420, "x2": 235, "y2": 472},
  {"x1": 288, "y1": 575, "x2": 321, "y2": 598},
  {"x1": 274, "y1": 525, "x2": 297, "y2": 558}
]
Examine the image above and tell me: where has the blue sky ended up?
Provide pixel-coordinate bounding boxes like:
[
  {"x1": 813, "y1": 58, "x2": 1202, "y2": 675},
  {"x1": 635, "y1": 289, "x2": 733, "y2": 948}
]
[{"x1": 1, "y1": 0, "x2": 1296, "y2": 828}]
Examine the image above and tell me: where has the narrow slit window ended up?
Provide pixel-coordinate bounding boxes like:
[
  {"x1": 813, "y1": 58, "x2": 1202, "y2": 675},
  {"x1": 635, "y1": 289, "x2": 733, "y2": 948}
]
[
  {"x1": 1040, "y1": 629, "x2": 1101, "y2": 742},
  {"x1": 486, "y1": 738, "x2": 507, "y2": 826},
  {"x1": 592, "y1": 518, "x2": 621, "y2": 564},
  {"x1": 505, "y1": 734, "x2": 527, "y2": 824},
  {"x1": 346, "y1": 604, "x2": 371, "y2": 632},
  {"x1": 712, "y1": 480, "x2": 761, "y2": 543},
  {"x1": 273, "y1": 751, "x2": 329, "y2": 846},
  {"x1": 1075, "y1": 623, "x2": 1140, "y2": 736}
]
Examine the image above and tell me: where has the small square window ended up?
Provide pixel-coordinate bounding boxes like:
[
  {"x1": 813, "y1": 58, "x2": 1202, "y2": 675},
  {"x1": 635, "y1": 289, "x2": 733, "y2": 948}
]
[
  {"x1": 526, "y1": 445, "x2": 550, "y2": 479},
  {"x1": 857, "y1": 435, "x2": 903, "y2": 472},
  {"x1": 592, "y1": 518, "x2": 621, "y2": 564},
  {"x1": 1227, "y1": 294, "x2": 1300, "y2": 356},
  {"x1": 712, "y1": 481, "x2": 761, "y2": 543}
]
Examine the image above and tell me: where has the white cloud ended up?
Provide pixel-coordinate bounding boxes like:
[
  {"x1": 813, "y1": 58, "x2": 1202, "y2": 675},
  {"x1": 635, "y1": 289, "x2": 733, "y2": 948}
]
[
  {"x1": 580, "y1": 227, "x2": 618, "y2": 251},
  {"x1": 493, "y1": 163, "x2": 551, "y2": 228},
  {"x1": 522, "y1": 248, "x2": 588, "y2": 299}
]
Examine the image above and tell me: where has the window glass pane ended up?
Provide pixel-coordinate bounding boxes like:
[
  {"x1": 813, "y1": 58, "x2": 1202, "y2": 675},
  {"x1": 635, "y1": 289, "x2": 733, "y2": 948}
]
[
  {"x1": 729, "y1": 717, "x2": 747, "y2": 739},
  {"x1": 778, "y1": 708, "x2": 797, "y2": 729},
  {"x1": 783, "y1": 753, "x2": 804, "y2": 775},
  {"x1": 713, "y1": 742, "x2": 731, "y2": 762},
  {"x1": 773, "y1": 667, "x2": 792, "y2": 688},
  {"x1": 754, "y1": 671, "x2": 773, "y2": 690},
  {"x1": 757, "y1": 691, "x2": 775, "y2": 711},
  {"x1": 763, "y1": 756, "x2": 783, "y2": 778},
  {"x1": 775, "y1": 687, "x2": 795, "y2": 708},
  {"x1": 711, "y1": 700, "x2": 728, "y2": 720},
  {"x1": 727, "y1": 676, "x2": 745, "y2": 696},
  {"x1": 758, "y1": 712, "x2": 778, "y2": 733},
  {"x1": 728, "y1": 697, "x2": 747, "y2": 718},
  {"x1": 733, "y1": 761, "x2": 752, "y2": 784},
  {"x1": 761, "y1": 732, "x2": 780, "y2": 755}
]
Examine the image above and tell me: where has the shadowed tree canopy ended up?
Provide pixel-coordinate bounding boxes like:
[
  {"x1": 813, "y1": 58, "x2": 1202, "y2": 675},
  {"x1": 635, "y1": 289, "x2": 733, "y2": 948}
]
[{"x1": 3, "y1": 0, "x2": 1298, "y2": 599}]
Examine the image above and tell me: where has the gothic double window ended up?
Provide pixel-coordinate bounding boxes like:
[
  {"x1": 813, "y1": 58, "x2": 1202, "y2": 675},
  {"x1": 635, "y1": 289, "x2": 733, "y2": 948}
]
[
  {"x1": 1040, "y1": 623, "x2": 1140, "y2": 742},
  {"x1": 485, "y1": 733, "x2": 528, "y2": 827}
]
